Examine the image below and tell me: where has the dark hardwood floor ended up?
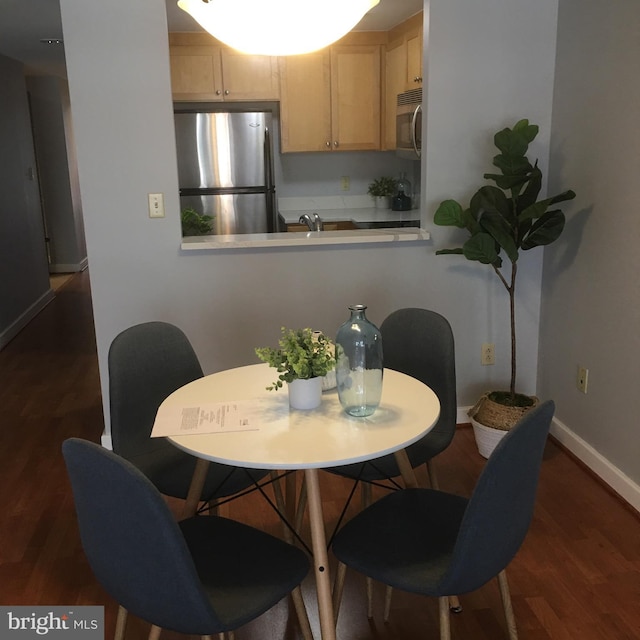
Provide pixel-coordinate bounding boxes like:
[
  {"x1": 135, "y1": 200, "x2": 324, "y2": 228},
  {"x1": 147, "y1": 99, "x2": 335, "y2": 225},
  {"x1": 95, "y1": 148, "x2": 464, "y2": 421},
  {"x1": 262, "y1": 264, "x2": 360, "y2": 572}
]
[{"x1": 1, "y1": 270, "x2": 638, "y2": 639}]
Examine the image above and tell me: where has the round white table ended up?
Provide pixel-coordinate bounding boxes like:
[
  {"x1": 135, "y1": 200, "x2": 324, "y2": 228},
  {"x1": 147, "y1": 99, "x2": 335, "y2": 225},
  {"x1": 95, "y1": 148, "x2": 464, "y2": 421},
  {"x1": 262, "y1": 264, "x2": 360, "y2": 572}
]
[{"x1": 157, "y1": 363, "x2": 440, "y2": 640}]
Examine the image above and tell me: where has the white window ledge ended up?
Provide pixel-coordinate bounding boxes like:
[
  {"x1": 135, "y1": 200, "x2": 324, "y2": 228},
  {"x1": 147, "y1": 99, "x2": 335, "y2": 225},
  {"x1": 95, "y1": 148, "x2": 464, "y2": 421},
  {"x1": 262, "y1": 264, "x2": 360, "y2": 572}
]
[{"x1": 180, "y1": 227, "x2": 430, "y2": 251}]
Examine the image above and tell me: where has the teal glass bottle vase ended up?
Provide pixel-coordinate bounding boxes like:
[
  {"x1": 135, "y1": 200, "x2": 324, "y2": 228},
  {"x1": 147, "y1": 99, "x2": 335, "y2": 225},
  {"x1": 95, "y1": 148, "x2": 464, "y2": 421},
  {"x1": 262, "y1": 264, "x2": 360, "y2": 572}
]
[{"x1": 335, "y1": 305, "x2": 383, "y2": 417}]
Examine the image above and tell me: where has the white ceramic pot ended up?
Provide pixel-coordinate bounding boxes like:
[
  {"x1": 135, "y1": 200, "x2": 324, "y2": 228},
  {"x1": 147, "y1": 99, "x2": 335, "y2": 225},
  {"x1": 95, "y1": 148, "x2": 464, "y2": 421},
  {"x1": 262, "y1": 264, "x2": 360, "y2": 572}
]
[
  {"x1": 288, "y1": 377, "x2": 323, "y2": 410},
  {"x1": 373, "y1": 196, "x2": 391, "y2": 209},
  {"x1": 470, "y1": 417, "x2": 509, "y2": 459}
]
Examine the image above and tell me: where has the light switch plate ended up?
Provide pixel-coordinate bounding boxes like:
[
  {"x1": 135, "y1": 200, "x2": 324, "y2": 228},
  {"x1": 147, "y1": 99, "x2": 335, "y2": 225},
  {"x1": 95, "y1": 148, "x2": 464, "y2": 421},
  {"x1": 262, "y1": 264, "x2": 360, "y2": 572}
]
[{"x1": 148, "y1": 193, "x2": 165, "y2": 218}]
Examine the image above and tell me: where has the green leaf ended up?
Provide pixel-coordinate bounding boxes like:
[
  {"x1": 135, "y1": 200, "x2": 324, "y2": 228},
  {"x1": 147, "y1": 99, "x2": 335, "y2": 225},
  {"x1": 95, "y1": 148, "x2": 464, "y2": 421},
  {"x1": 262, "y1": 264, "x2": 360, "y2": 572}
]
[
  {"x1": 494, "y1": 120, "x2": 539, "y2": 159},
  {"x1": 480, "y1": 212, "x2": 519, "y2": 262},
  {"x1": 519, "y1": 190, "x2": 576, "y2": 222},
  {"x1": 471, "y1": 186, "x2": 512, "y2": 219},
  {"x1": 512, "y1": 119, "x2": 539, "y2": 143},
  {"x1": 434, "y1": 200, "x2": 466, "y2": 227},
  {"x1": 517, "y1": 165, "x2": 542, "y2": 212},
  {"x1": 484, "y1": 172, "x2": 530, "y2": 193},
  {"x1": 492, "y1": 153, "x2": 532, "y2": 176},
  {"x1": 521, "y1": 210, "x2": 565, "y2": 249},
  {"x1": 463, "y1": 232, "x2": 501, "y2": 264}
]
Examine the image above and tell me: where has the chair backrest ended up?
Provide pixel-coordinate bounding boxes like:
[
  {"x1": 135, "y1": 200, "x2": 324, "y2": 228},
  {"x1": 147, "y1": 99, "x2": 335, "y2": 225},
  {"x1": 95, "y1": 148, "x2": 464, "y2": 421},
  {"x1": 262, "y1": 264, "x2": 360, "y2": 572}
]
[
  {"x1": 62, "y1": 438, "x2": 221, "y2": 634},
  {"x1": 380, "y1": 308, "x2": 457, "y2": 457},
  {"x1": 108, "y1": 321, "x2": 203, "y2": 460},
  {"x1": 439, "y1": 400, "x2": 555, "y2": 594}
]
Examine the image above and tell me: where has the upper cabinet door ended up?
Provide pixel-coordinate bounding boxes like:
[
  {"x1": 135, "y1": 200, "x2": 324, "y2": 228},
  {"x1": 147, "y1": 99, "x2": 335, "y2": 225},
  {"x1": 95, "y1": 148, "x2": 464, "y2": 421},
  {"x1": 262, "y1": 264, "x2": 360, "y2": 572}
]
[
  {"x1": 169, "y1": 34, "x2": 279, "y2": 102},
  {"x1": 220, "y1": 49, "x2": 280, "y2": 101},
  {"x1": 170, "y1": 45, "x2": 224, "y2": 101},
  {"x1": 330, "y1": 44, "x2": 381, "y2": 152},
  {"x1": 405, "y1": 27, "x2": 423, "y2": 88},
  {"x1": 384, "y1": 38, "x2": 407, "y2": 150},
  {"x1": 279, "y1": 51, "x2": 332, "y2": 153}
]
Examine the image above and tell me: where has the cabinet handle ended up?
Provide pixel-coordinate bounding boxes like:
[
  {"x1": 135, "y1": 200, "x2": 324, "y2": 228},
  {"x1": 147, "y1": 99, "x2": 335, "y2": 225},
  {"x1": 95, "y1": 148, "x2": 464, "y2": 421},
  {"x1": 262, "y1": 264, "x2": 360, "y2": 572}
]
[
  {"x1": 216, "y1": 90, "x2": 222, "y2": 95},
  {"x1": 224, "y1": 89, "x2": 230, "y2": 95},
  {"x1": 325, "y1": 141, "x2": 331, "y2": 147},
  {"x1": 414, "y1": 76, "x2": 422, "y2": 83},
  {"x1": 333, "y1": 141, "x2": 339, "y2": 148}
]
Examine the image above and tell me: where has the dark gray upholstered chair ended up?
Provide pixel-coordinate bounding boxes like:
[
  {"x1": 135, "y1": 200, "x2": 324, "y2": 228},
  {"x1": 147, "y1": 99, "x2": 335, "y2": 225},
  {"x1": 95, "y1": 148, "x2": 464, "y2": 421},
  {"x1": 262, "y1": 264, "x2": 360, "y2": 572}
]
[
  {"x1": 331, "y1": 400, "x2": 555, "y2": 640},
  {"x1": 63, "y1": 438, "x2": 311, "y2": 640},
  {"x1": 327, "y1": 308, "x2": 457, "y2": 490},
  {"x1": 108, "y1": 321, "x2": 269, "y2": 508}
]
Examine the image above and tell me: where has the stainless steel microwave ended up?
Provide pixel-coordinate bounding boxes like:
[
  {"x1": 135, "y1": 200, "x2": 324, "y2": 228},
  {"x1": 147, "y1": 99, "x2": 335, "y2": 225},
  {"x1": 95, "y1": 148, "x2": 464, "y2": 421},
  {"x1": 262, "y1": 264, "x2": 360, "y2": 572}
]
[{"x1": 396, "y1": 89, "x2": 422, "y2": 159}]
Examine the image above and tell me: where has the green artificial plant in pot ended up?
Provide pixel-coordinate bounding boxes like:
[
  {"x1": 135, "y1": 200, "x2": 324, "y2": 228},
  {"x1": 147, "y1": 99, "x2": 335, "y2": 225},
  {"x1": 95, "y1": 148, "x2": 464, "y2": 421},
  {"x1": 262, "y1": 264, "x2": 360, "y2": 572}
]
[
  {"x1": 368, "y1": 176, "x2": 398, "y2": 209},
  {"x1": 434, "y1": 119, "x2": 575, "y2": 451},
  {"x1": 256, "y1": 327, "x2": 336, "y2": 410}
]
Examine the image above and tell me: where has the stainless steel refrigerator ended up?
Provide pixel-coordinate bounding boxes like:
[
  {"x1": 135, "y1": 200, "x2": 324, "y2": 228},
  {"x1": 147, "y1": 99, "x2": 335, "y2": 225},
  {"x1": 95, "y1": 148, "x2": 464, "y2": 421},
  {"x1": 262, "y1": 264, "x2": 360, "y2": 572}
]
[{"x1": 174, "y1": 109, "x2": 276, "y2": 235}]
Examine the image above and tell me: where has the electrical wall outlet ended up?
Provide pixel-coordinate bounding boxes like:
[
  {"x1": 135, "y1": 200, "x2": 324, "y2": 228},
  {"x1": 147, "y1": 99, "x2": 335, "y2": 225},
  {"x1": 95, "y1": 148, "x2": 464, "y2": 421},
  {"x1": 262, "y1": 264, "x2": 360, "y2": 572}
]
[
  {"x1": 481, "y1": 343, "x2": 495, "y2": 365},
  {"x1": 577, "y1": 365, "x2": 589, "y2": 393},
  {"x1": 340, "y1": 176, "x2": 350, "y2": 191}
]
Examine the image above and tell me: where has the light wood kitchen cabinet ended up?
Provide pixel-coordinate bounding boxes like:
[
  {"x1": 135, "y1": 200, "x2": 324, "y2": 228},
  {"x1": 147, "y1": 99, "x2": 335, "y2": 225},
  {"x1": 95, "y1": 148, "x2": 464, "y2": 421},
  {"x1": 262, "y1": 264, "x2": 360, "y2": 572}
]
[
  {"x1": 383, "y1": 13, "x2": 423, "y2": 149},
  {"x1": 169, "y1": 34, "x2": 279, "y2": 102},
  {"x1": 279, "y1": 36, "x2": 382, "y2": 153}
]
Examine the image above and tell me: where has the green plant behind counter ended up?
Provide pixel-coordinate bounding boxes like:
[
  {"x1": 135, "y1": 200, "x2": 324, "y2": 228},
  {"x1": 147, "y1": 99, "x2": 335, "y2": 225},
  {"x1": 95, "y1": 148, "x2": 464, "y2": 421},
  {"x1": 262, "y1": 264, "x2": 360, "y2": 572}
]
[
  {"x1": 181, "y1": 207, "x2": 214, "y2": 236},
  {"x1": 434, "y1": 119, "x2": 576, "y2": 403},
  {"x1": 367, "y1": 176, "x2": 399, "y2": 197},
  {"x1": 256, "y1": 327, "x2": 336, "y2": 391}
]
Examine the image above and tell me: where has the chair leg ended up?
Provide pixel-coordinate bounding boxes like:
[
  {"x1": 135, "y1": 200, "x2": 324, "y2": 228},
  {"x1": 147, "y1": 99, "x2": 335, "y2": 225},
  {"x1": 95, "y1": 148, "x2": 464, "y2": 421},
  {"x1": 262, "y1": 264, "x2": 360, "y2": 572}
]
[
  {"x1": 438, "y1": 596, "x2": 451, "y2": 640},
  {"x1": 426, "y1": 459, "x2": 439, "y2": 490},
  {"x1": 383, "y1": 585, "x2": 393, "y2": 622},
  {"x1": 114, "y1": 606, "x2": 127, "y2": 640},
  {"x1": 332, "y1": 561, "x2": 348, "y2": 624},
  {"x1": 358, "y1": 484, "x2": 377, "y2": 618},
  {"x1": 148, "y1": 625, "x2": 162, "y2": 640},
  {"x1": 295, "y1": 475, "x2": 308, "y2": 535},
  {"x1": 449, "y1": 595, "x2": 462, "y2": 613},
  {"x1": 291, "y1": 586, "x2": 314, "y2": 640},
  {"x1": 497, "y1": 570, "x2": 518, "y2": 640}
]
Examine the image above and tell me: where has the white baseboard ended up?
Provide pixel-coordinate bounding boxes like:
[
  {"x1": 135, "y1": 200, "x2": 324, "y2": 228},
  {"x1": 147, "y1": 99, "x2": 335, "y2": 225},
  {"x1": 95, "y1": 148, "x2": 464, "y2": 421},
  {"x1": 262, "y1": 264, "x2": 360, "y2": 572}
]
[
  {"x1": 458, "y1": 405, "x2": 639, "y2": 512},
  {"x1": 100, "y1": 433, "x2": 113, "y2": 450},
  {"x1": 49, "y1": 256, "x2": 88, "y2": 273},
  {"x1": 0, "y1": 289, "x2": 55, "y2": 350},
  {"x1": 550, "y1": 417, "x2": 640, "y2": 512}
]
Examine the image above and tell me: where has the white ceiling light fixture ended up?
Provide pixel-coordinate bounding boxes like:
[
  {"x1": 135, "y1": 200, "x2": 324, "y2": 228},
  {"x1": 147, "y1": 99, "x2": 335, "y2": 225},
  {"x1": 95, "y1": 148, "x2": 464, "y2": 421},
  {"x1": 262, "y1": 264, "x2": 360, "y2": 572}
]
[{"x1": 177, "y1": 0, "x2": 380, "y2": 56}]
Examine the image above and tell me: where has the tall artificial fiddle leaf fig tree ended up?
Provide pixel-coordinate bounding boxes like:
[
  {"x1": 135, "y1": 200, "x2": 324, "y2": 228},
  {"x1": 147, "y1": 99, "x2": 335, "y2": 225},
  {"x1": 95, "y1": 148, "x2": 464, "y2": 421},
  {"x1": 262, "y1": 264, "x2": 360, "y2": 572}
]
[{"x1": 434, "y1": 119, "x2": 576, "y2": 405}]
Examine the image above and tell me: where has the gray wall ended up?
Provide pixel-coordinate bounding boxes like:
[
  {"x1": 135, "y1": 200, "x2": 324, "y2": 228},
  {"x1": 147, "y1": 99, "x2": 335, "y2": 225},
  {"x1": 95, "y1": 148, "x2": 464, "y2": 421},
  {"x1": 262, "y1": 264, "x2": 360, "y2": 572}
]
[
  {"x1": 540, "y1": 0, "x2": 640, "y2": 487},
  {"x1": 0, "y1": 54, "x2": 51, "y2": 348},
  {"x1": 59, "y1": 0, "x2": 559, "y2": 433}
]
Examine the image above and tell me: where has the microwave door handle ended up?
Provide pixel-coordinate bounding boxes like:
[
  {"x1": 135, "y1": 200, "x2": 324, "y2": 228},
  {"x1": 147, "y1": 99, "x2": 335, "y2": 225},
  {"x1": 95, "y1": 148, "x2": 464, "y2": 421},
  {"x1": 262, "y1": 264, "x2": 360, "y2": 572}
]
[{"x1": 411, "y1": 104, "x2": 422, "y2": 158}]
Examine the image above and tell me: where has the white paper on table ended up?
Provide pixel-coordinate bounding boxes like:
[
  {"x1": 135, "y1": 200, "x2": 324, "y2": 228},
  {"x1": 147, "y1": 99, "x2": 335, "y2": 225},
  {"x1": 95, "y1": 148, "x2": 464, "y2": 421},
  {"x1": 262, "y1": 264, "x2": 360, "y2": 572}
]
[{"x1": 151, "y1": 401, "x2": 267, "y2": 437}]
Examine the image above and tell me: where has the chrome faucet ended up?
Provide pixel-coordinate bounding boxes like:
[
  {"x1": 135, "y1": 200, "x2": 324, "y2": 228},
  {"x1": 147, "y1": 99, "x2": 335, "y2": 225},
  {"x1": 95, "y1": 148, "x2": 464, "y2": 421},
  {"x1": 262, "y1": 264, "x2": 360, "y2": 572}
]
[{"x1": 299, "y1": 212, "x2": 324, "y2": 231}]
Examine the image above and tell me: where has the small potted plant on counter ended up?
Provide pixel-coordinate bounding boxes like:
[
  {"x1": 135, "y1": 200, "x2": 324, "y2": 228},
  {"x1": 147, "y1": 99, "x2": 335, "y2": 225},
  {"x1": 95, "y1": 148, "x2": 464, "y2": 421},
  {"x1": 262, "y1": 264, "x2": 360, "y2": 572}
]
[
  {"x1": 181, "y1": 207, "x2": 214, "y2": 237},
  {"x1": 434, "y1": 118, "x2": 576, "y2": 457},
  {"x1": 367, "y1": 176, "x2": 398, "y2": 209},
  {"x1": 256, "y1": 327, "x2": 336, "y2": 410}
]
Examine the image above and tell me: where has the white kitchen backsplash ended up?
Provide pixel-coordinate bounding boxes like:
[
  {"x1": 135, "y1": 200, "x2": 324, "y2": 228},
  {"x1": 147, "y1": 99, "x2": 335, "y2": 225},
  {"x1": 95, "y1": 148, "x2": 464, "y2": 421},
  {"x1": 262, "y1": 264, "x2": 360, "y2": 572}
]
[{"x1": 278, "y1": 195, "x2": 373, "y2": 211}]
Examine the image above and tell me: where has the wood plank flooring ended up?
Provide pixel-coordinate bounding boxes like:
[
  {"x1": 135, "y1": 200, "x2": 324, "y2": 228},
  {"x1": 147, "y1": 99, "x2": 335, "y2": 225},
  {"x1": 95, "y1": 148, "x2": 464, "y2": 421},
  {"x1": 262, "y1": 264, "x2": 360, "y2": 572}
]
[{"x1": 1, "y1": 270, "x2": 638, "y2": 640}]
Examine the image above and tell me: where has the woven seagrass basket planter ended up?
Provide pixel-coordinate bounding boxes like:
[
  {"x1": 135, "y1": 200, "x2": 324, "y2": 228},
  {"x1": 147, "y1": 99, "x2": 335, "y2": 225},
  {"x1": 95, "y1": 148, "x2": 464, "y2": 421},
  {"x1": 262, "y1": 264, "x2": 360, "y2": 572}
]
[{"x1": 468, "y1": 393, "x2": 540, "y2": 458}]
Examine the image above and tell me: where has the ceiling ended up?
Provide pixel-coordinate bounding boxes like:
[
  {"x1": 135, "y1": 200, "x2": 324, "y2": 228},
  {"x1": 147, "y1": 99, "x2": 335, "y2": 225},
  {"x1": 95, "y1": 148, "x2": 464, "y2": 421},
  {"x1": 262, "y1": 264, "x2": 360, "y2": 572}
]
[{"x1": 0, "y1": 0, "x2": 423, "y2": 79}]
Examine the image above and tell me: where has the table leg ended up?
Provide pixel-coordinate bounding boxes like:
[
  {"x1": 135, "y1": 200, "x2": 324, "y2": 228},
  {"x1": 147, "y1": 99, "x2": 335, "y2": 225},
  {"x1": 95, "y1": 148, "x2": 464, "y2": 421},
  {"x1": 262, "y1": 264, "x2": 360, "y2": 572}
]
[
  {"x1": 304, "y1": 468, "x2": 336, "y2": 640},
  {"x1": 182, "y1": 457, "x2": 210, "y2": 519},
  {"x1": 393, "y1": 448, "x2": 418, "y2": 488}
]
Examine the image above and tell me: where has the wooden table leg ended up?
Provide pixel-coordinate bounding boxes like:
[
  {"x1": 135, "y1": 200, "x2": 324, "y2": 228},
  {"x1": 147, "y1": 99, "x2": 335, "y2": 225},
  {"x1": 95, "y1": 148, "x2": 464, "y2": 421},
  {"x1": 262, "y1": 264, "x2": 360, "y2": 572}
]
[
  {"x1": 393, "y1": 448, "x2": 418, "y2": 488},
  {"x1": 181, "y1": 457, "x2": 210, "y2": 519},
  {"x1": 304, "y1": 468, "x2": 336, "y2": 640}
]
